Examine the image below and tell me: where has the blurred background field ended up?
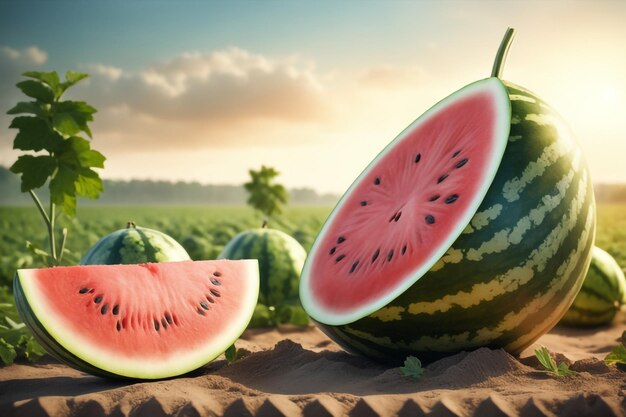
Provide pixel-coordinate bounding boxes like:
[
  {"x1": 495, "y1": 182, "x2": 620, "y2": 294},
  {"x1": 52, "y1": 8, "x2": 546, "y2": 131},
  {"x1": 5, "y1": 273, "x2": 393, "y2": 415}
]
[
  {"x1": 0, "y1": 205, "x2": 331, "y2": 289},
  {"x1": 1, "y1": 203, "x2": 624, "y2": 291}
]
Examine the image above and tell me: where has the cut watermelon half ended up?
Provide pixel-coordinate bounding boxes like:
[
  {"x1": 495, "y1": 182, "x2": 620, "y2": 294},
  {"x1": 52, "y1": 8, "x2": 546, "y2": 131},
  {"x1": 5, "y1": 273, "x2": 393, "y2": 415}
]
[
  {"x1": 300, "y1": 78, "x2": 511, "y2": 325},
  {"x1": 14, "y1": 260, "x2": 258, "y2": 379}
]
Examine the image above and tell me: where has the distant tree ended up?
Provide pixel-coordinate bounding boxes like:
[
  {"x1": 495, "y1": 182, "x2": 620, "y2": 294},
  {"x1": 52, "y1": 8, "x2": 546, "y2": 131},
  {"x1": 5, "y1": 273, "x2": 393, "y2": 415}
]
[{"x1": 244, "y1": 166, "x2": 288, "y2": 223}]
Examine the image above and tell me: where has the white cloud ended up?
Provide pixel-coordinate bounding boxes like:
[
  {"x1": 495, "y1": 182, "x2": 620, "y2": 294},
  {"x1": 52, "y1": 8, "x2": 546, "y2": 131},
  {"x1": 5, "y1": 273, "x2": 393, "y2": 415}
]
[
  {"x1": 87, "y1": 63, "x2": 123, "y2": 81},
  {"x1": 76, "y1": 48, "x2": 334, "y2": 151},
  {"x1": 1, "y1": 45, "x2": 48, "y2": 65}
]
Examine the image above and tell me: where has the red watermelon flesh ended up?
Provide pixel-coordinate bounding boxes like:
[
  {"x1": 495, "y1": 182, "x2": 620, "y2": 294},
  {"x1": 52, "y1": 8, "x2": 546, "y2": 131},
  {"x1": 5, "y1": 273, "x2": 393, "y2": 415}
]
[
  {"x1": 14, "y1": 260, "x2": 258, "y2": 379},
  {"x1": 301, "y1": 79, "x2": 510, "y2": 324}
]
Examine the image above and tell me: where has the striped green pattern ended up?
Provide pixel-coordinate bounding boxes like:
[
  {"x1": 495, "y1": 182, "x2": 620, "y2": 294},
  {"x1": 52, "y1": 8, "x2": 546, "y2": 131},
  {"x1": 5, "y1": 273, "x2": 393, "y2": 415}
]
[
  {"x1": 312, "y1": 80, "x2": 596, "y2": 364},
  {"x1": 80, "y1": 225, "x2": 190, "y2": 265},
  {"x1": 219, "y1": 228, "x2": 306, "y2": 307},
  {"x1": 560, "y1": 246, "x2": 626, "y2": 327}
]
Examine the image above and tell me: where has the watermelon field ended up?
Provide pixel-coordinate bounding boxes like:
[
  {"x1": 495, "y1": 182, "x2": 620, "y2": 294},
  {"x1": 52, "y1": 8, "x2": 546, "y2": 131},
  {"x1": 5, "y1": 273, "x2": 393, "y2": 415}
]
[
  {"x1": 0, "y1": 205, "x2": 331, "y2": 290},
  {"x1": 1, "y1": 202, "x2": 625, "y2": 292}
]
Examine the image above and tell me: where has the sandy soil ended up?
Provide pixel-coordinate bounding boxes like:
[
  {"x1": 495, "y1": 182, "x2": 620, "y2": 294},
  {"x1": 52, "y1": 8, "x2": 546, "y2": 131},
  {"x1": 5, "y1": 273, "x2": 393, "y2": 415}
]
[{"x1": 1, "y1": 315, "x2": 625, "y2": 417}]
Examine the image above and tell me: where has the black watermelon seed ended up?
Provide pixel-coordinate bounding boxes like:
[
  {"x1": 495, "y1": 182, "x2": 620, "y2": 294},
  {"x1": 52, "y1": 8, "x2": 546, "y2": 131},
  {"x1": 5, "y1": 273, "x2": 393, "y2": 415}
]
[
  {"x1": 206, "y1": 295, "x2": 215, "y2": 303},
  {"x1": 429, "y1": 195, "x2": 440, "y2": 202},
  {"x1": 100, "y1": 304, "x2": 108, "y2": 315},
  {"x1": 360, "y1": 200, "x2": 367, "y2": 206},
  {"x1": 161, "y1": 318, "x2": 167, "y2": 329},
  {"x1": 371, "y1": 249, "x2": 380, "y2": 263},
  {"x1": 394, "y1": 212, "x2": 402, "y2": 222},
  {"x1": 213, "y1": 271, "x2": 222, "y2": 277},
  {"x1": 387, "y1": 250, "x2": 394, "y2": 262},
  {"x1": 210, "y1": 289, "x2": 221, "y2": 297},
  {"x1": 453, "y1": 149, "x2": 461, "y2": 158},
  {"x1": 112, "y1": 305, "x2": 120, "y2": 315},
  {"x1": 79, "y1": 287, "x2": 90, "y2": 294},
  {"x1": 197, "y1": 308, "x2": 205, "y2": 316},
  {"x1": 455, "y1": 158, "x2": 469, "y2": 168},
  {"x1": 200, "y1": 301, "x2": 210, "y2": 310},
  {"x1": 445, "y1": 194, "x2": 459, "y2": 204},
  {"x1": 337, "y1": 236, "x2": 346, "y2": 244},
  {"x1": 154, "y1": 320, "x2": 160, "y2": 331},
  {"x1": 374, "y1": 177, "x2": 380, "y2": 185},
  {"x1": 402, "y1": 245, "x2": 407, "y2": 255},
  {"x1": 335, "y1": 254, "x2": 346, "y2": 263},
  {"x1": 389, "y1": 213, "x2": 397, "y2": 222},
  {"x1": 94, "y1": 295, "x2": 103, "y2": 304},
  {"x1": 116, "y1": 321, "x2": 121, "y2": 332},
  {"x1": 211, "y1": 278, "x2": 221, "y2": 286},
  {"x1": 349, "y1": 261, "x2": 359, "y2": 273},
  {"x1": 165, "y1": 313, "x2": 173, "y2": 324},
  {"x1": 414, "y1": 153, "x2": 421, "y2": 163},
  {"x1": 329, "y1": 247, "x2": 337, "y2": 255},
  {"x1": 437, "y1": 174, "x2": 449, "y2": 184},
  {"x1": 425, "y1": 215, "x2": 435, "y2": 224}
]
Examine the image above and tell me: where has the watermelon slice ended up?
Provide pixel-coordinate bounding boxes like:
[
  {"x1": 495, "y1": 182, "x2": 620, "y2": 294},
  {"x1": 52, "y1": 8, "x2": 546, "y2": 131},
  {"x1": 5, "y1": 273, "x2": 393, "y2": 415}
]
[
  {"x1": 14, "y1": 260, "x2": 258, "y2": 379},
  {"x1": 300, "y1": 78, "x2": 511, "y2": 324}
]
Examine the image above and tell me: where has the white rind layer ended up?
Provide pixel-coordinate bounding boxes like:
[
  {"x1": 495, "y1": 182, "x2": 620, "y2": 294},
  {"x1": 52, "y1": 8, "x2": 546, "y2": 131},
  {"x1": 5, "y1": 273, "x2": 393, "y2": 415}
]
[
  {"x1": 299, "y1": 78, "x2": 511, "y2": 325},
  {"x1": 17, "y1": 260, "x2": 259, "y2": 379}
]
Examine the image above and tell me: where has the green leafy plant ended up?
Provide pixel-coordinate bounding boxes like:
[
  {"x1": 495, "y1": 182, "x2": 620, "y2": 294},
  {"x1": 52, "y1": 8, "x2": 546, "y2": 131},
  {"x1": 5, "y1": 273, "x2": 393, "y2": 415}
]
[
  {"x1": 224, "y1": 343, "x2": 250, "y2": 364},
  {"x1": 604, "y1": 342, "x2": 626, "y2": 366},
  {"x1": 8, "y1": 70, "x2": 105, "y2": 266},
  {"x1": 244, "y1": 165, "x2": 288, "y2": 222},
  {"x1": 400, "y1": 355, "x2": 424, "y2": 380},
  {"x1": 534, "y1": 346, "x2": 576, "y2": 377},
  {"x1": 0, "y1": 288, "x2": 45, "y2": 365},
  {"x1": 248, "y1": 303, "x2": 309, "y2": 329}
]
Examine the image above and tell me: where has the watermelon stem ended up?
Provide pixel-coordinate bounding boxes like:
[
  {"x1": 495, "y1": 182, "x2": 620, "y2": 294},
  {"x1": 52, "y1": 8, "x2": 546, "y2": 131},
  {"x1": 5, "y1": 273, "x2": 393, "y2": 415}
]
[{"x1": 491, "y1": 27, "x2": 516, "y2": 79}]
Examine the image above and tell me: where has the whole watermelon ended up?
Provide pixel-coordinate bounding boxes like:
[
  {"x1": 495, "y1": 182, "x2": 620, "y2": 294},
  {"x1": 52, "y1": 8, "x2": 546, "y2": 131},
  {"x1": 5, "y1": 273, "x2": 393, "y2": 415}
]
[
  {"x1": 560, "y1": 247, "x2": 626, "y2": 327},
  {"x1": 219, "y1": 226, "x2": 306, "y2": 308},
  {"x1": 298, "y1": 28, "x2": 596, "y2": 364},
  {"x1": 80, "y1": 222, "x2": 190, "y2": 265}
]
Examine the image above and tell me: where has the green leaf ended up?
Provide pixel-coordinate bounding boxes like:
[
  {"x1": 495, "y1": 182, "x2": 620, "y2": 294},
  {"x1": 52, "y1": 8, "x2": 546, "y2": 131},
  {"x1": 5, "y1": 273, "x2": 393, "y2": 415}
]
[
  {"x1": 534, "y1": 346, "x2": 576, "y2": 377},
  {"x1": 6, "y1": 101, "x2": 46, "y2": 117},
  {"x1": 75, "y1": 168, "x2": 103, "y2": 199},
  {"x1": 49, "y1": 165, "x2": 78, "y2": 215},
  {"x1": 225, "y1": 344, "x2": 237, "y2": 363},
  {"x1": 49, "y1": 137, "x2": 105, "y2": 214},
  {"x1": 22, "y1": 71, "x2": 62, "y2": 99},
  {"x1": 24, "y1": 337, "x2": 45, "y2": 362},
  {"x1": 248, "y1": 304, "x2": 274, "y2": 328},
  {"x1": 10, "y1": 155, "x2": 56, "y2": 191},
  {"x1": 0, "y1": 338, "x2": 17, "y2": 365},
  {"x1": 10, "y1": 116, "x2": 63, "y2": 152},
  {"x1": 52, "y1": 101, "x2": 96, "y2": 138},
  {"x1": 59, "y1": 71, "x2": 89, "y2": 95},
  {"x1": 534, "y1": 346, "x2": 556, "y2": 371},
  {"x1": 52, "y1": 112, "x2": 81, "y2": 136},
  {"x1": 605, "y1": 344, "x2": 626, "y2": 365},
  {"x1": 26, "y1": 241, "x2": 52, "y2": 264},
  {"x1": 16, "y1": 80, "x2": 55, "y2": 103},
  {"x1": 22, "y1": 71, "x2": 60, "y2": 91},
  {"x1": 400, "y1": 356, "x2": 424, "y2": 380}
]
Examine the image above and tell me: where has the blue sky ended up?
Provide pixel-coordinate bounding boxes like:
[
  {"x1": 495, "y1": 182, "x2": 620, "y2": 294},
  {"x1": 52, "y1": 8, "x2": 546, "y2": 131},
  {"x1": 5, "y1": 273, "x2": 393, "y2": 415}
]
[{"x1": 1, "y1": 1, "x2": 625, "y2": 193}]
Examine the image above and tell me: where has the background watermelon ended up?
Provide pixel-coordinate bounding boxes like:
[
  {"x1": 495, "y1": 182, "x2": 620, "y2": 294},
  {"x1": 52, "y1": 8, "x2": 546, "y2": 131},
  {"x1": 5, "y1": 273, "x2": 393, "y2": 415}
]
[
  {"x1": 80, "y1": 222, "x2": 190, "y2": 265},
  {"x1": 560, "y1": 246, "x2": 626, "y2": 327}
]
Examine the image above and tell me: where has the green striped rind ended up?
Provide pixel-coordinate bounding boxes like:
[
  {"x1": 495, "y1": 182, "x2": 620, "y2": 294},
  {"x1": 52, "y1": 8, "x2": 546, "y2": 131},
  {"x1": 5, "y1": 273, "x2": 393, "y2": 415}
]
[
  {"x1": 312, "y1": 80, "x2": 596, "y2": 364},
  {"x1": 13, "y1": 274, "x2": 122, "y2": 378},
  {"x1": 80, "y1": 226, "x2": 190, "y2": 265},
  {"x1": 560, "y1": 246, "x2": 626, "y2": 327},
  {"x1": 219, "y1": 228, "x2": 306, "y2": 307}
]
